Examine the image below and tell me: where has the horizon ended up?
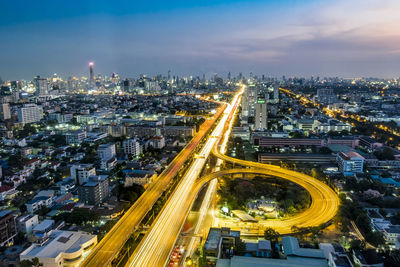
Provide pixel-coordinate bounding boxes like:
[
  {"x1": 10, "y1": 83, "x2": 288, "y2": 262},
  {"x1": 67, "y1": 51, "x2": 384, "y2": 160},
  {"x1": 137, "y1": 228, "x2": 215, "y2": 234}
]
[{"x1": 1, "y1": 0, "x2": 400, "y2": 80}]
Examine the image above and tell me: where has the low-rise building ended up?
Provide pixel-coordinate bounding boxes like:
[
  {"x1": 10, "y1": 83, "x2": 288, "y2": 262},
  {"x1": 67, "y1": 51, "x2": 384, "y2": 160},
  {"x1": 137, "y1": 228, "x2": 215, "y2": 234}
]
[
  {"x1": 124, "y1": 169, "x2": 156, "y2": 186},
  {"x1": 359, "y1": 136, "x2": 383, "y2": 152},
  {"x1": 20, "y1": 230, "x2": 97, "y2": 267},
  {"x1": 17, "y1": 214, "x2": 39, "y2": 235},
  {"x1": 336, "y1": 151, "x2": 364, "y2": 175},
  {"x1": 33, "y1": 219, "x2": 55, "y2": 239},
  {"x1": 26, "y1": 196, "x2": 53, "y2": 213},
  {"x1": 149, "y1": 135, "x2": 165, "y2": 149},
  {"x1": 98, "y1": 143, "x2": 116, "y2": 161},
  {"x1": 65, "y1": 130, "x2": 87, "y2": 145},
  {"x1": 204, "y1": 227, "x2": 240, "y2": 265}
]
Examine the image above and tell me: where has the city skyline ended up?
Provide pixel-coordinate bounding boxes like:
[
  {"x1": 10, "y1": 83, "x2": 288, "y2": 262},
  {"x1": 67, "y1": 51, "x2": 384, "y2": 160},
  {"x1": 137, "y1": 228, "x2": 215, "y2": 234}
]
[{"x1": 1, "y1": 0, "x2": 400, "y2": 80}]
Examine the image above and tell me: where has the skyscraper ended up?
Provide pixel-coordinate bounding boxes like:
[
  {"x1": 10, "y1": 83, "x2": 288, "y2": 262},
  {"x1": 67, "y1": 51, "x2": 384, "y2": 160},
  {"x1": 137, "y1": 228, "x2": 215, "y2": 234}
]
[
  {"x1": 255, "y1": 95, "x2": 268, "y2": 131},
  {"x1": 34, "y1": 76, "x2": 48, "y2": 96},
  {"x1": 89, "y1": 62, "x2": 94, "y2": 88}
]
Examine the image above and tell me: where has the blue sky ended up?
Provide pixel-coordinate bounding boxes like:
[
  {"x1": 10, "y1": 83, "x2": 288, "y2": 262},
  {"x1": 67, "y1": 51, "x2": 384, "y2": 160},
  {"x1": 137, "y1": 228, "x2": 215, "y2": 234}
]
[{"x1": 1, "y1": 0, "x2": 399, "y2": 79}]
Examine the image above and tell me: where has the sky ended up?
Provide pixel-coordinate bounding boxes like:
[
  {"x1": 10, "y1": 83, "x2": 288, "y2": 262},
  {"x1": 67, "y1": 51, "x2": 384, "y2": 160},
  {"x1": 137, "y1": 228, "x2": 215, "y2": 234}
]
[{"x1": 1, "y1": 0, "x2": 400, "y2": 80}]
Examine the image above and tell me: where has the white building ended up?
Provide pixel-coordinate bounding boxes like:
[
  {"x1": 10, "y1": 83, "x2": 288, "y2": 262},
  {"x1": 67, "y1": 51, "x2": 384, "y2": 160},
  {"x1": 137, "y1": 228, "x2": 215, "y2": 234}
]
[
  {"x1": 18, "y1": 104, "x2": 43, "y2": 124},
  {"x1": 0, "y1": 103, "x2": 11, "y2": 120},
  {"x1": 336, "y1": 151, "x2": 364, "y2": 174},
  {"x1": 17, "y1": 214, "x2": 39, "y2": 235},
  {"x1": 20, "y1": 230, "x2": 97, "y2": 267},
  {"x1": 65, "y1": 130, "x2": 87, "y2": 145},
  {"x1": 98, "y1": 143, "x2": 116, "y2": 160},
  {"x1": 255, "y1": 96, "x2": 267, "y2": 131},
  {"x1": 70, "y1": 164, "x2": 96, "y2": 185},
  {"x1": 123, "y1": 139, "x2": 141, "y2": 157},
  {"x1": 150, "y1": 135, "x2": 165, "y2": 149},
  {"x1": 26, "y1": 196, "x2": 53, "y2": 213}
]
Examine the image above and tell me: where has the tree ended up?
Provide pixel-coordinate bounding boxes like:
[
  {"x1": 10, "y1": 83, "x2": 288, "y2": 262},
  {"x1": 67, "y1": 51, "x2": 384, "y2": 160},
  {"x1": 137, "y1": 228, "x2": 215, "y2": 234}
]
[
  {"x1": 20, "y1": 257, "x2": 40, "y2": 267},
  {"x1": 350, "y1": 239, "x2": 365, "y2": 251},
  {"x1": 264, "y1": 228, "x2": 280, "y2": 242},
  {"x1": 374, "y1": 147, "x2": 395, "y2": 160},
  {"x1": 366, "y1": 231, "x2": 385, "y2": 247},
  {"x1": 8, "y1": 153, "x2": 24, "y2": 169},
  {"x1": 235, "y1": 238, "x2": 247, "y2": 256}
]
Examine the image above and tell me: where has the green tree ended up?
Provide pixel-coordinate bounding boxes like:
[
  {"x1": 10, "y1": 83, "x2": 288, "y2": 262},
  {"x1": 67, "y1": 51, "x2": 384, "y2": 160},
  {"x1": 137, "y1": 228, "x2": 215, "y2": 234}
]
[
  {"x1": 20, "y1": 257, "x2": 40, "y2": 267},
  {"x1": 8, "y1": 153, "x2": 24, "y2": 169},
  {"x1": 264, "y1": 228, "x2": 280, "y2": 242},
  {"x1": 350, "y1": 239, "x2": 365, "y2": 251},
  {"x1": 235, "y1": 238, "x2": 247, "y2": 256},
  {"x1": 366, "y1": 231, "x2": 385, "y2": 247}
]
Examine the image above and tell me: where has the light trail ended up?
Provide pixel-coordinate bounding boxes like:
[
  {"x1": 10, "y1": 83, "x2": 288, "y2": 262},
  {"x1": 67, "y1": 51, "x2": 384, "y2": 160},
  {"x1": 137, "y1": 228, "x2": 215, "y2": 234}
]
[
  {"x1": 124, "y1": 84, "x2": 338, "y2": 267},
  {"x1": 182, "y1": 89, "x2": 243, "y2": 263},
  {"x1": 127, "y1": 90, "x2": 243, "y2": 267},
  {"x1": 80, "y1": 103, "x2": 226, "y2": 267}
]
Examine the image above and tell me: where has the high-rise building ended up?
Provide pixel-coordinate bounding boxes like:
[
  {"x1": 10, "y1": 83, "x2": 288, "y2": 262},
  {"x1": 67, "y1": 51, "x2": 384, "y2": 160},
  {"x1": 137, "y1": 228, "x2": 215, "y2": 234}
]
[
  {"x1": 273, "y1": 84, "x2": 279, "y2": 102},
  {"x1": 18, "y1": 104, "x2": 43, "y2": 124},
  {"x1": 255, "y1": 95, "x2": 268, "y2": 131},
  {"x1": 34, "y1": 76, "x2": 49, "y2": 96},
  {"x1": 123, "y1": 139, "x2": 141, "y2": 157},
  {"x1": 70, "y1": 164, "x2": 96, "y2": 185},
  {"x1": 89, "y1": 62, "x2": 94, "y2": 88},
  {"x1": 123, "y1": 79, "x2": 130, "y2": 91},
  {"x1": 78, "y1": 175, "x2": 109, "y2": 205},
  {"x1": 0, "y1": 103, "x2": 11, "y2": 120},
  {"x1": 0, "y1": 210, "x2": 17, "y2": 247}
]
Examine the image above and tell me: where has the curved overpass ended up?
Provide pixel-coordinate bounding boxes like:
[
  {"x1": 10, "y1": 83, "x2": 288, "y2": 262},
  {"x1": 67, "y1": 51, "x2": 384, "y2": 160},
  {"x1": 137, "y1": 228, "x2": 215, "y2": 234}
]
[{"x1": 192, "y1": 167, "x2": 339, "y2": 234}]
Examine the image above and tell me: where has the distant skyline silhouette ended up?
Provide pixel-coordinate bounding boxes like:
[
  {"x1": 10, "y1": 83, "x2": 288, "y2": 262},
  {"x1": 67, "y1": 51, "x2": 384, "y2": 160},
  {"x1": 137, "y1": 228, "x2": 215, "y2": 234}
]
[{"x1": 1, "y1": 0, "x2": 400, "y2": 80}]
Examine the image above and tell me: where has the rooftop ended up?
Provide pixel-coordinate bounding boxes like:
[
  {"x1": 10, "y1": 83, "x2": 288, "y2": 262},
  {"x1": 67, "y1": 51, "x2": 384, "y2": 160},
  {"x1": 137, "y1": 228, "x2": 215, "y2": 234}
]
[
  {"x1": 216, "y1": 255, "x2": 329, "y2": 267},
  {"x1": 20, "y1": 230, "x2": 96, "y2": 259}
]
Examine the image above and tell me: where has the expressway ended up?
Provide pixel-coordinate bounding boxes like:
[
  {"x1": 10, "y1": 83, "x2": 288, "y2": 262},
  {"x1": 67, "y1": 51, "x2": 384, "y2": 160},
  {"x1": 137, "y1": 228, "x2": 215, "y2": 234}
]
[
  {"x1": 80, "y1": 103, "x2": 226, "y2": 267},
  {"x1": 127, "y1": 84, "x2": 339, "y2": 266},
  {"x1": 193, "y1": 168, "x2": 339, "y2": 234},
  {"x1": 209, "y1": 89, "x2": 339, "y2": 233},
  {"x1": 126, "y1": 90, "x2": 243, "y2": 267}
]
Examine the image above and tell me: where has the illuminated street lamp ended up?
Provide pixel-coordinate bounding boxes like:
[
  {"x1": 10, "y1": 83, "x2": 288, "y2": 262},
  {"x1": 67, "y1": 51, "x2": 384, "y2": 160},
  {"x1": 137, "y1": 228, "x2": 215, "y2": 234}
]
[{"x1": 185, "y1": 257, "x2": 192, "y2": 266}]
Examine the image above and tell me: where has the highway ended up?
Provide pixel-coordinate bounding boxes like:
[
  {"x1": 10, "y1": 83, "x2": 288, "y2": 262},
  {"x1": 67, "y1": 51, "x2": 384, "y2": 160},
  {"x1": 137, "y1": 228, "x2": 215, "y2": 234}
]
[
  {"x1": 80, "y1": 103, "x2": 226, "y2": 267},
  {"x1": 127, "y1": 84, "x2": 338, "y2": 266},
  {"x1": 182, "y1": 90, "x2": 240, "y2": 263},
  {"x1": 126, "y1": 90, "x2": 243, "y2": 267},
  {"x1": 193, "y1": 168, "x2": 339, "y2": 234},
  {"x1": 209, "y1": 90, "x2": 339, "y2": 234}
]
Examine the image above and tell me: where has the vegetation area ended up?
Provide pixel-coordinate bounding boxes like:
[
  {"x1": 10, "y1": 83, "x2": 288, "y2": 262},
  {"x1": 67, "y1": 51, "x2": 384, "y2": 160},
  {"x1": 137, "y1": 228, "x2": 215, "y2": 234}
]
[
  {"x1": 218, "y1": 176, "x2": 311, "y2": 216},
  {"x1": 53, "y1": 208, "x2": 101, "y2": 225},
  {"x1": 334, "y1": 194, "x2": 385, "y2": 247}
]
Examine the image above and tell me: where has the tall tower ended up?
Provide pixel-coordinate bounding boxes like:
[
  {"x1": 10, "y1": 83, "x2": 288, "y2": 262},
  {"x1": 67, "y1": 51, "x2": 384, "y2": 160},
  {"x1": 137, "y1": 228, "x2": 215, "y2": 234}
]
[
  {"x1": 89, "y1": 62, "x2": 94, "y2": 88},
  {"x1": 255, "y1": 95, "x2": 268, "y2": 131}
]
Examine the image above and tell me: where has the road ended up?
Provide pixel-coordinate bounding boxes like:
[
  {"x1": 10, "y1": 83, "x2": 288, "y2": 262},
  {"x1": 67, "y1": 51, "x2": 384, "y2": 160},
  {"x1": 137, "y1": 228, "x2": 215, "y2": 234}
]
[
  {"x1": 127, "y1": 83, "x2": 338, "y2": 266},
  {"x1": 181, "y1": 89, "x2": 241, "y2": 263},
  {"x1": 126, "y1": 90, "x2": 243, "y2": 267},
  {"x1": 80, "y1": 104, "x2": 226, "y2": 267},
  {"x1": 193, "y1": 168, "x2": 339, "y2": 234}
]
